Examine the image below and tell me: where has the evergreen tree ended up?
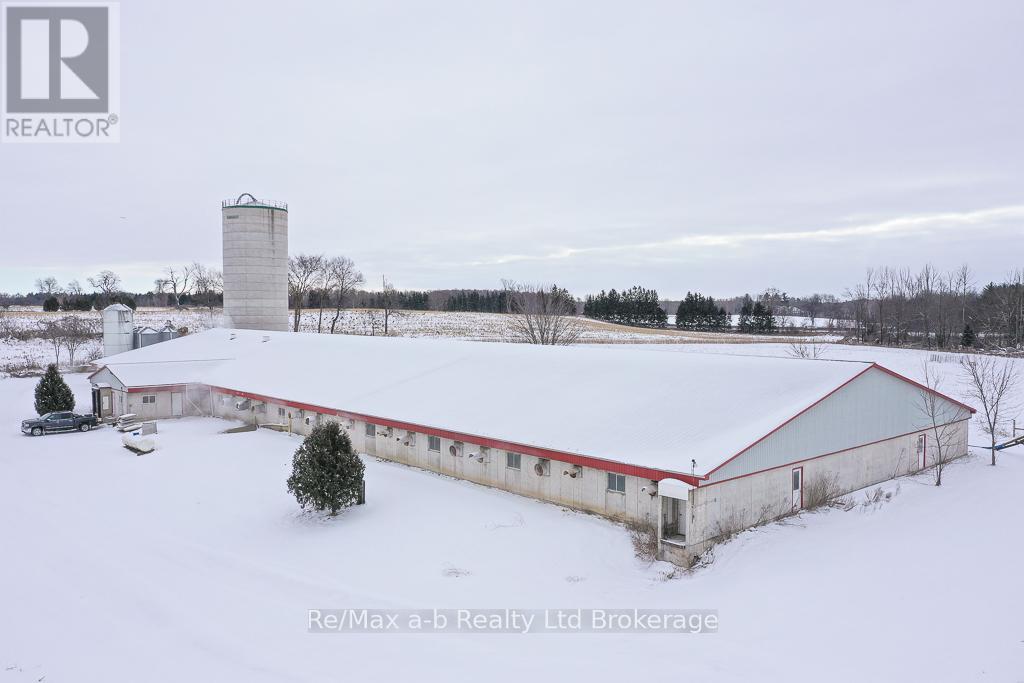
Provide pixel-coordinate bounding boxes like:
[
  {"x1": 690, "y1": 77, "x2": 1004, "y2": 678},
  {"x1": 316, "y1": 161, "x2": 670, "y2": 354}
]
[
  {"x1": 752, "y1": 300, "x2": 776, "y2": 333},
  {"x1": 42, "y1": 296, "x2": 60, "y2": 312},
  {"x1": 961, "y1": 323, "x2": 976, "y2": 347},
  {"x1": 737, "y1": 295, "x2": 754, "y2": 332},
  {"x1": 34, "y1": 364, "x2": 75, "y2": 415},
  {"x1": 286, "y1": 422, "x2": 365, "y2": 515},
  {"x1": 584, "y1": 285, "x2": 666, "y2": 327}
]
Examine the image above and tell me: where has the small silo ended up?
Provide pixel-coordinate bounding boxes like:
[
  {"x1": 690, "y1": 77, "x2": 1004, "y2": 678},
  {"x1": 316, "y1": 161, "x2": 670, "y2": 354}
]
[
  {"x1": 102, "y1": 303, "x2": 134, "y2": 356},
  {"x1": 221, "y1": 193, "x2": 289, "y2": 332}
]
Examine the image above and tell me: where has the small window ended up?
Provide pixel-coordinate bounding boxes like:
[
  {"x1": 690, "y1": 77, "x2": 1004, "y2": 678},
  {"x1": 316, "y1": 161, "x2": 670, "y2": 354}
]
[
  {"x1": 142, "y1": 395, "x2": 156, "y2": 405},
  {"x1": 365, "y1": 423, "x2": 376, "y2": 437},
  {"x1": 278, "y1": 407, "x2": 286, "y2": 418},
  {"x1": 506, "y1": 452, "x2": 521, "y2": 470},
  {"x1": 792, "y1": 469, "x2": 801, "y2": 492},
  {"x1": 607, "y1": 472, "x2": 626, "y2": 493},
  {"x1": 428, "y1": 435, "x2": 441, "y2": 452}
]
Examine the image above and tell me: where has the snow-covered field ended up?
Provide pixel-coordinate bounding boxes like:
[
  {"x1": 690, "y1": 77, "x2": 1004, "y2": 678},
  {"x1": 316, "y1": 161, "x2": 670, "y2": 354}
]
[
  {"x1": 0, "y1": 309, "x2": 219, "y2": 372},
  {"x1": 1, "y1": 308, "x2": 826, "y2": 373},
  {"x1": 1, "y1": 342, "x2": 1023, "y2": 682}
]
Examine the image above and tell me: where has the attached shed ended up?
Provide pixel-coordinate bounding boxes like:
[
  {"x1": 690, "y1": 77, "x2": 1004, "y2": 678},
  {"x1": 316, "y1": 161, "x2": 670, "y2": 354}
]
[{"x1": 91, "y1": 329, "x2": 973, "y2": 565}]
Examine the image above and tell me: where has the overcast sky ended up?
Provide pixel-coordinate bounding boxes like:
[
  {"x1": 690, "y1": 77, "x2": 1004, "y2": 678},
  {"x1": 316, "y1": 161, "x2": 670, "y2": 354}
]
[{"x1": 2, "y1": 0, "x2": 1022, "y2": 298}]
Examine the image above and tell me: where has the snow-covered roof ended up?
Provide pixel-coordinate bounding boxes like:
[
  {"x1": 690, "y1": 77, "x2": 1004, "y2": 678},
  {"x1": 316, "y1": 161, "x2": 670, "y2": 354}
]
[
  {"x1": 99, "y1": 360, "x2": 226, "y2": 388},
  {"x1": 97, "y1": 329, "x2": 878, "y2": 477}
]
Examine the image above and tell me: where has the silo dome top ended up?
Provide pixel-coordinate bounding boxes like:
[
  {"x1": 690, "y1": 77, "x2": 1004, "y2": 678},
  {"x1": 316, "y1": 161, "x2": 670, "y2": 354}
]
[{"x1": 221, "y1": 193, "x2": 288, "y2": 212}]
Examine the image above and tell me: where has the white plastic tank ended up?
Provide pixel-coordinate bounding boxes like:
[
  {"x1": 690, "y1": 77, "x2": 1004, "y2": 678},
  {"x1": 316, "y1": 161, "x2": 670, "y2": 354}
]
[
  {"x1": 102, "y1": 303, "x2": 134, "y2": 357},
  {"x1": 221, "y1": 193, "x2": 289, "y2": 331}
]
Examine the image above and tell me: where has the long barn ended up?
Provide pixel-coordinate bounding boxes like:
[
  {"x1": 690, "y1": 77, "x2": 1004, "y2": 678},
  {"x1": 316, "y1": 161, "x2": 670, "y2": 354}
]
[{"x1": 88, "y1": 330, "x2": 973, "y2": 565}]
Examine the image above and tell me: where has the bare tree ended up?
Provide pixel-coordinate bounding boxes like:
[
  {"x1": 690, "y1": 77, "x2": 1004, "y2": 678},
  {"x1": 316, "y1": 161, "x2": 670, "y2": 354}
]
[
  {"x1": 36, "y1": 319, "x2": 64, "y2": 366},
  {"x1": 952, "y1": 264, "x2": 974, "y2": 329},
  {"x1": 917, "y1": 361, "x2": 971, "y2": 486},
  {"x1": 87, "y1": 270, "x2": 122, "y2": 302},
  {"x1": 163, "y1": 265, "x2": 193, "y2": 308},
  {"x1": 960, "y1": 355, "x2": 1020, "y2": 466},
  {"x1": 59, "y1": 316, "x2": 98, "y2": 367},
  {"x1": 380, "y1": 274, "x2": 395, "y2": 335},
  {"x1": 787, "y1": 342, "x2": 829, "y2": 359},
  {"x1": 35, "y1": 276, "x2": 61, "y2": 297},
  {"x1": 288, "y1": 254, "x2": 325, "y2": 332},
  {"x1": 502, "y1": 280, "x2": 582, "y2": 345},
  {"x1": 190, "y1": 263, "x2": 222, "y2": 320},
  {"x1": 65, "y1": 279, "x2": 84, "y2": 296},
  {"x1": 326, "y1": 256, "x2": 364, "y2": 334}
]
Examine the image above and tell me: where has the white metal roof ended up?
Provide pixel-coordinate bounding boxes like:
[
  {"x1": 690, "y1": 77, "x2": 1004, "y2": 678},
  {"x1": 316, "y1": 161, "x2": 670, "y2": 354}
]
[{"x1": 97, "y1": 329, "x2": 874, "y2": 476}]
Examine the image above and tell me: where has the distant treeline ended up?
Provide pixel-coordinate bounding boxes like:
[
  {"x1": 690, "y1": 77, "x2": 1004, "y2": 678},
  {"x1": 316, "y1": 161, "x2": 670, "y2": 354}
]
[{"x1": 583, "y1": 287, "x2": 667, "y2": 328}]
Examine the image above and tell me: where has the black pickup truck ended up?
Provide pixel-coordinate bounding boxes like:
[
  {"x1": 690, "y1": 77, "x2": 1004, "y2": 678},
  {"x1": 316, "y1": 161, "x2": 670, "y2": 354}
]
[{"x1": 21, "y1": 411, "x2": 99, "y2": 436}]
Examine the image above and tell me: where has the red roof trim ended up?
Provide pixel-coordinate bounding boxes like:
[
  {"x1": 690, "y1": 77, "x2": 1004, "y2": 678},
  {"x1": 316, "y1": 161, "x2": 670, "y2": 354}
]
[{"x1": 207, "y1": 385, "x2": 703, "y2": 486}]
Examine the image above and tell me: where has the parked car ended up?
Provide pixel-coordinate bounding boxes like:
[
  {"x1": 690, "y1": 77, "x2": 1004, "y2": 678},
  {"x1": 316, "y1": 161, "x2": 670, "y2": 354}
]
[{"x1": 21, "y1": 412, "x2": 99, "y2": 436}]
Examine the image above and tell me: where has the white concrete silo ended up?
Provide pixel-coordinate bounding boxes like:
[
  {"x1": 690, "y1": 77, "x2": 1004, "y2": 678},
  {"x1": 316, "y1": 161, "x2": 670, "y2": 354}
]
[
  {"x1": 102, "y1": 303, "x2": 134, "y2": 356},
  {"x1": 221, "y1": 193, "x2": 289, "y2": 331}
]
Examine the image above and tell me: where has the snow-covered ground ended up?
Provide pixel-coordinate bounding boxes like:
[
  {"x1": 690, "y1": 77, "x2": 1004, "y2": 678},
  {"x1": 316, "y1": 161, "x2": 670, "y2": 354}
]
[
  {"x1": 1, "y1": 308, "x2": 827, "y2": 374},
  {"x1": 1, "y1": 341, "x2": 1023, "y2": 681}
]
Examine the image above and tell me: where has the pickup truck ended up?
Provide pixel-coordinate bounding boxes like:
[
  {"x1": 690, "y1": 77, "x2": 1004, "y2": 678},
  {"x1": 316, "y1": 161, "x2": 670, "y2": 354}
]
[{"x1": 21, "y1": 411, "x2": 99, "y2": 436}]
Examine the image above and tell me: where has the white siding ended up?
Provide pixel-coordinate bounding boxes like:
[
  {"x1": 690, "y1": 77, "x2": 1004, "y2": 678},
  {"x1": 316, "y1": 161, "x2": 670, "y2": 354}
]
[{"x1": 707, "y1": 367, "x2": 970, "y2": 483}]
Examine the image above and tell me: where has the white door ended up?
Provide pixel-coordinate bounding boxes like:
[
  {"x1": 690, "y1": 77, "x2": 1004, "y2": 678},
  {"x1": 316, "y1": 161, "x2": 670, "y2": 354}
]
[
  {"x1": 791, "y1": 467, "x2": 803, "y2": 510},
  {"x1": 171, "y1": 393, "x2": 183, "y2": 417}
]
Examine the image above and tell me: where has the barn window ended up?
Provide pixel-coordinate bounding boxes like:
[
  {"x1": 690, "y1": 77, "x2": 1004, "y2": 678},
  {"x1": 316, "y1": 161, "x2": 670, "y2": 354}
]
[
  {"x1": 278, "y1": 407, "x2": 286, "y2": 418},
  {"x1": 428, "y1": 435, "x2": 441, "y2": 452},
  {"x1": 142, "y1": 395, "x2": 156, "y2": 405},
  {"x1": 506, "y1": 452, "x2": 521, "y2": 470},
  {"x1": 607, "y1": 473, "x2": 626, "y2": 493},
  {"x1": 365, "y1": 423, "x2": 376, "y2": 437}
]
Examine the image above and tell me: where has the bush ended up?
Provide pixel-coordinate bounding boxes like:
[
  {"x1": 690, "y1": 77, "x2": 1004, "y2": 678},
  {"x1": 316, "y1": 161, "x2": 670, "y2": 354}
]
[
  {"x1": 625, "y1": 518, "x2": 659, "y2": 562},
  {"x1": 42, "y1": 296, "x2": 60, "y2": 312},
  {"x1": 34, "y1": 364, "x2": 75, "y2": 415},
  {"x1": 802, "y1": 472, "x2": 845, "y2": 509},
  {"x1": 286, "y1": 422, "x2": 364, "y2": 515}
]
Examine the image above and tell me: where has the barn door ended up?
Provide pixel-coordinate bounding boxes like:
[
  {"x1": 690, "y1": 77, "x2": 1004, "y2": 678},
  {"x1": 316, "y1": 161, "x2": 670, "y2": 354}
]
[
  {"x1": 791, "y1": 467, "x2": 803, "y2": 511},
  {"x1": 916, "y1": 434, "x2": 927, "y2": 469},
  {"x1": 171, "y1": 393, "x2": 183, "y2": 417}
]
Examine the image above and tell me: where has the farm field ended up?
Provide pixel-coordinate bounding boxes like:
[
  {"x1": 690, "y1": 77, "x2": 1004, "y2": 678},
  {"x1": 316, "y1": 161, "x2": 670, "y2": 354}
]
[{"x1": 0, "y1": 307, "x2": 830, "y2": 374}]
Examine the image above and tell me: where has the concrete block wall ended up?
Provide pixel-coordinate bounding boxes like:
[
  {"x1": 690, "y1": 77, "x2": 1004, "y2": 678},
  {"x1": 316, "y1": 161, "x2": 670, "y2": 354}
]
[{"x1": 209, "y1": 390, "x2": 661, "y2": 525}]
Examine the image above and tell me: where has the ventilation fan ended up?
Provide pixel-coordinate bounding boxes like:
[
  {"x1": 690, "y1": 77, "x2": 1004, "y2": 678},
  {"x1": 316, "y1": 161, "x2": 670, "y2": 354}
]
[
  {"x1": 234, "y1": 399, "x2": 251, "y2": 411},
  {"x1": 534, "y1": 459, "x2": 550, "y2": 476},
  {"x1": 449, "y1": 444, "x2": 462, "y2": 457},
  {"x1": 563, "y1": 465, "x2": 583, "y2": 478}
]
